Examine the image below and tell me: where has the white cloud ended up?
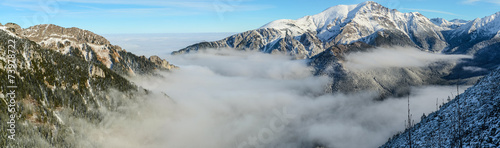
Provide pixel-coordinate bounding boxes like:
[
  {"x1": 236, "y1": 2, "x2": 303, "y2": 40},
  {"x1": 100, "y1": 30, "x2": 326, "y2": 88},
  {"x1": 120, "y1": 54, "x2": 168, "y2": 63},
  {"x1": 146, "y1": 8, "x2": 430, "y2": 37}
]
[
  {"x1": 463, "y1": 66, "x2": 487, "y2": 72},
  {"x1": 2, "y1": 0, "x2": 273, "y2": 15},
  {"x1": 463, "y1": 0, "x2": 481, "y2": 3},
  {"x1": 462, "y1": 0, "x2": 500, "y2": 5},
  {"x1": 81, "y1": 49, "x2": 470, "y2": 148},
  {"x1": 344, "y1": 47, "x2": 472, "y2": 71},
  {"x1": 400, "y1": 8, "x2": 461, "y2": 16}
]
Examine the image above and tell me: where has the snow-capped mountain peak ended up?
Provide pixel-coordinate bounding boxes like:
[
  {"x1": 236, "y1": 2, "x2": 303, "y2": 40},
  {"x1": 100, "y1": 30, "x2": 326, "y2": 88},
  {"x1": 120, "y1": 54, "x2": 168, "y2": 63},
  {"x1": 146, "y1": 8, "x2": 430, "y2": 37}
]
[
  {"x1": 450, "y1": 19, "x2": 469, "y2": 24},
  {"x1": 259, "y1": 3, "x2": 356, "y2": 37},
  {"x1": 430, "y1": 18, "x2": 449, "y2": 26},
  {"x1": 431, "y1": 18, "x2": 468, "y2": 29},
  {"x1": 260, "y1": 1, "x2": 444, "y2": 48},
  {"x1": 453, "y1": 11, "x2": 500, "y2": 35},
  {"x1": 179, "y1": 1, "x2": 452, "y2": 59}
]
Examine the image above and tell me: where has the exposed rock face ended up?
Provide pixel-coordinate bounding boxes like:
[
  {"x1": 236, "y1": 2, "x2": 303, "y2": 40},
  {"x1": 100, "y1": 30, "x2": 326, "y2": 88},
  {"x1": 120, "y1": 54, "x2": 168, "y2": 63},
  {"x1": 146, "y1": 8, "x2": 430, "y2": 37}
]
[
  {"x1": 90, "y1": 64, "x2": 106, "y2": 77},
  {"x1": 149, "y1": 55, "x2": 178, "y2": 70},
  {"x1": 22, "y1": 24, "x2": 110, "y2": 45},
  {"x1": 0, "y1": 24, "x2": 176, "y2": 75},
  {"x1": 172, "y1": 28, "x2": 284, "y2": 54}
]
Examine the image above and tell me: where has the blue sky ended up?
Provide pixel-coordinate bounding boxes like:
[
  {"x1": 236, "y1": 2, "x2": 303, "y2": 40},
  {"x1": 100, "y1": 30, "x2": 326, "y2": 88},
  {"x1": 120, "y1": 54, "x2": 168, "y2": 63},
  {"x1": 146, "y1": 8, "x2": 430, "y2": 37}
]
[{"x1": 0, "y1": 0, "x2": 499, "y2": 34}]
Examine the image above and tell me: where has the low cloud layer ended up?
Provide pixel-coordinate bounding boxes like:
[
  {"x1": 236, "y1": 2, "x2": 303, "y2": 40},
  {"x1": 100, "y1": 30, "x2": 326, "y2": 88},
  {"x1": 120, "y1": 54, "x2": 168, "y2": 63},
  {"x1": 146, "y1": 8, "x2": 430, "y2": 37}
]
[
  {"x1": 90, "y1": 49, "x2": 469, "y2": 148},
  {"x1": 344, "y1": 47, "x2": 471, "y2": 70},
  {"x1": 103, "y1": 33, "x2": 235, "y2": 56},
  {"x1": 463, "y1": 66, "x2": 488, "y2": 72}
]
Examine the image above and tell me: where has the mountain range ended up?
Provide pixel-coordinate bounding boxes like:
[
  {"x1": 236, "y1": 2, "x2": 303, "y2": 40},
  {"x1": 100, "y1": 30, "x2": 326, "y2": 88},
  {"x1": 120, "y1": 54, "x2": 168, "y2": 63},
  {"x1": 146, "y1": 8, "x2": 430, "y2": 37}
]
[
  {"x1": 174, "y1": 1, "x2": 500, "y2": 98},
  {"x1": 0, "y1": 23, "x2": 174, "y2": 147},
  {"x1": 172, "y1": 2, "x2": 500, "y2": 147},
  {"x1": 1, "y1": 23, "x2": 177, "y2": 76},
  {"x1": 1, "y1": 1, "x2": 500, "y2": 147}
]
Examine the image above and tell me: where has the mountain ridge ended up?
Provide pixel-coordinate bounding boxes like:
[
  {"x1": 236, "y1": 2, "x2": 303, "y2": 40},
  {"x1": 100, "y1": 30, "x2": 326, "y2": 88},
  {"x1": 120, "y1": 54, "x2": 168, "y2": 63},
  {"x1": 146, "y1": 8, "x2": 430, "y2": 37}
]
[
  {"x1": 175, "y1": 1, "x2": 453, "y2": 58},
  {"x1": 381, "y1": 66, "x2": 500, "y2": 147},
  {"x1": 260, "y1": 1, "x2": 446, "y2": 50},
  {"x1": 173, "y1": 1, "x2": 500, "y2": 98},
  {"x1": 0, "y1": 21, "x2": 179, "y2": 147},
  {"x1": 0, "y1": 28, "x2": 154, "y2": 147},
  {"x1": 0, "y1": 23, "x2": 177, "y2": 76}
]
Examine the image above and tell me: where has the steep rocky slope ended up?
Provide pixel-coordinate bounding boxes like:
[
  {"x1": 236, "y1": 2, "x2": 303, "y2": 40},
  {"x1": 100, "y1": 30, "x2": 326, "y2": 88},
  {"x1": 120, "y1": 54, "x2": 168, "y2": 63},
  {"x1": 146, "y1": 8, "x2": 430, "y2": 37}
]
[
  {"x1": 381, "y1": 67, "x2": 500, "y2": 147},
  {"x1": 0, "y1": 23, "x2": 177, "y2": 76},
  {"x1": 308, "y1": 44, "x2": 465, "y2": 99},
  {"x1": 441, "y1": 12, "x2": 500, "y2": 79},
  {"x1": 0, "y1": 27, "x2": 163, "y2": 147}
]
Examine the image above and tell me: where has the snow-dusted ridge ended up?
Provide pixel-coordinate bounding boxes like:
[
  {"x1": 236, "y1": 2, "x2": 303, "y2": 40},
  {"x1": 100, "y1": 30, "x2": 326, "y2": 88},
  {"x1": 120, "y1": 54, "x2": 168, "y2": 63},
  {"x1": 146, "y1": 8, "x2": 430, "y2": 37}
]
[
  {"x1": 173, "y1": 0, "x2": 500, "y2": 112},
  {"x1": 0, "y1": 26, "x2": 20, "y2": 38},
  {"x1": 0, "y1": 23, "x2": 177, "y2": 75},
  {"x1": 430, "y1": 18, "x2": 468, "y2": 29},
  {"x1": 451, "y1": 11, "x2": 500, "y2": 37},
  {"x1": 176, "y1": 1, "x2": 457, "y2": 58},
  {"x1": 382, "y1": 66, "x2": 500, "y2": 147},
  {"x1": 260, "y1": 1, "x2": 445, "y2": 46},
  {"x1": 260, "y1": 3, "x2": 356, "y2": 38},
  {"x1": 175, "y1": 1, "x2": 500, "y2": 78}
]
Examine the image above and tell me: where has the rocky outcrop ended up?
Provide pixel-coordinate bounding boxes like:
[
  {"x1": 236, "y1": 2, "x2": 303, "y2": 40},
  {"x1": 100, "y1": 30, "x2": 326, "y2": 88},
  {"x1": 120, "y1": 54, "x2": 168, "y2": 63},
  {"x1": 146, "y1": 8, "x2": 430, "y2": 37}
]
[
  {"x1": 21, "y1": 24, "x2": 110, "y2": 45},
  {"x1": 0, "y1": 23, "x2": 176, "y2": 76},
  {"x1": 149, "y1": 55, "x2": 178, "y2": 70}
]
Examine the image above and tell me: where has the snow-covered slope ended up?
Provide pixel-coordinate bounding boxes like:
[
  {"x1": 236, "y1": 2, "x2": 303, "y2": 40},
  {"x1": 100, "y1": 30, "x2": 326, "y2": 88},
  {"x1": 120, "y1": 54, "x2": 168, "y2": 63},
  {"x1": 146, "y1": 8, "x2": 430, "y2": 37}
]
[
  {"x1": 437, "y1": 12, "x2": 500, "y2": 79},
  {"x1": 446, "y1": 12, "x2": 500, "y2": 52},
  {"x1": 259, "y1": 4, "x2": 356, "y2": 39},
  {"x1": 261, "y1": 1, "x2": 446, "y2": 49},
  {"x1": 452, "y1": 12, "x2": 500, "y2": 37},
  {"x1": 175, "y1": 1, "x2": 449, "y2": 58},
  {"x1": 381, "y1": 67, "x2": 500, "y2": 147},
  {"x1": 431, "y1": 18, "x2": 467, "y2": 29},
  {"x1": 173, "y1": 1, "x2": 500, "y2": 98},
  {"x1": 450, "y1": 19, "x2": 469, "y2": 24}
]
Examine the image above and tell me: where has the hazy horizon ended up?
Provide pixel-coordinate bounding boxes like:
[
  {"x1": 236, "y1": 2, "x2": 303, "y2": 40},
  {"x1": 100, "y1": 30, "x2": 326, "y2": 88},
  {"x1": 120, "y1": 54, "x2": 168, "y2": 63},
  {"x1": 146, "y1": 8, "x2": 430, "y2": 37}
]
[{"x1": 103, "y1": 32, "x2": 236, "y2": 56}]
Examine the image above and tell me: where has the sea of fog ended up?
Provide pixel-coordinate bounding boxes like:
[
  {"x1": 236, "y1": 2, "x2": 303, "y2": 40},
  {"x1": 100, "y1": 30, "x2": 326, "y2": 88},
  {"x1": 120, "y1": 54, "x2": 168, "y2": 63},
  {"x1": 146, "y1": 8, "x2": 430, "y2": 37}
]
[{"x1": 95, "y1": 34, "x2": 470, "y2": 148}]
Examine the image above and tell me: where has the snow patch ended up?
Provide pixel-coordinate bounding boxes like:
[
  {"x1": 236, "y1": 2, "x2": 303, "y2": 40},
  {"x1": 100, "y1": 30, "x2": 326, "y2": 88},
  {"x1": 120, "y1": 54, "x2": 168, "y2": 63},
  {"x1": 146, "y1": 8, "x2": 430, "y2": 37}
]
[{"x1": 0, "y1": 26, "x2": 20, "y2": 38}]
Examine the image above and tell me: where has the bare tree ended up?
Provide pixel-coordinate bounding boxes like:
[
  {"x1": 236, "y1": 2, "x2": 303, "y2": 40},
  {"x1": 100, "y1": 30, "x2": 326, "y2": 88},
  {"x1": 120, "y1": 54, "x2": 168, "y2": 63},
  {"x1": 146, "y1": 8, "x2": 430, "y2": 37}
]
[
  {"x1": 406, "y1": 90, "x2": 413, "y2": 148},
  {"x1": 456, "y1": 77, "x2": 463, "y2": 148},
  {"x1": 435, "y1": 98, "x2": 441, "y2": 148}
]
